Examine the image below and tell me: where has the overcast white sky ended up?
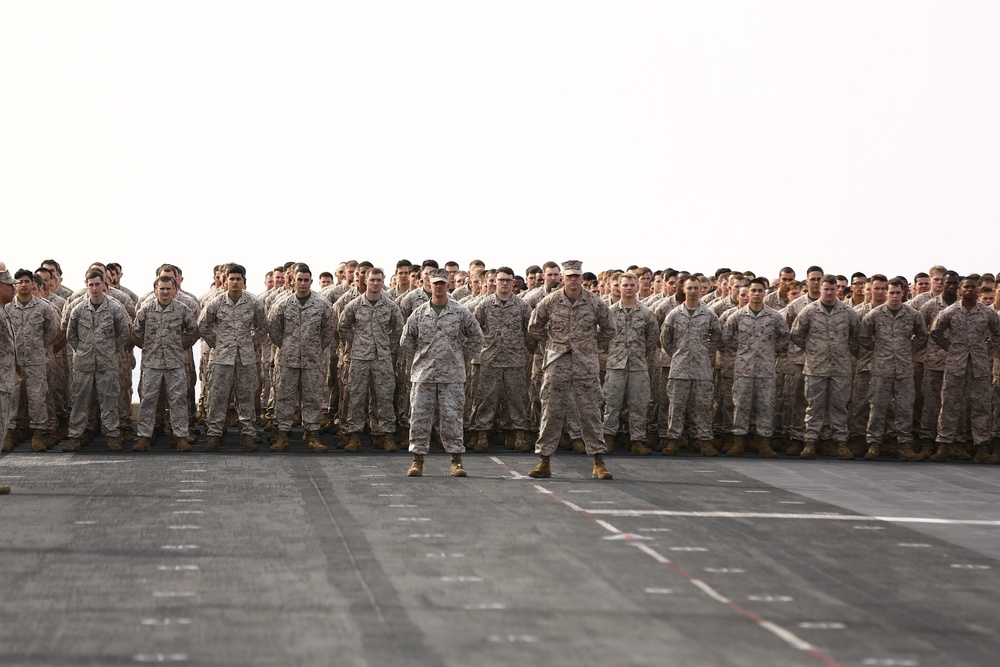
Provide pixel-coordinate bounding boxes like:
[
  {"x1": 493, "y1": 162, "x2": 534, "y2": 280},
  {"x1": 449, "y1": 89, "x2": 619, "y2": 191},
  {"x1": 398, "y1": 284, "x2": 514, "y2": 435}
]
[{"x1": 3, "y1": 1, "x2": 998, "y2": 294}]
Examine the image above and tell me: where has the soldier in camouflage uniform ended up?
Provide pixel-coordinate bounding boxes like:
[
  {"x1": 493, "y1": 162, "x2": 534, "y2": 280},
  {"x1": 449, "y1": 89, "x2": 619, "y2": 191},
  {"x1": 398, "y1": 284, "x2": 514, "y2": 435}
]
[
  {"x1": 789, "y1": 275, "x2": 861, "y2": 460},
  {"x1": 199, "y1": 264, "x2": 268, "y2": 452},
  {"x1": 0, "y1": 265, "x2": 16, "y2": 492},
  {"x1": 781, "y1": 267, "x2": 825, "y2": 455},
  {"x1": 722, "y1": 278, "x2": 789, "y2": 458},
  {"x1": 5, "y1": 270, "x2": 60, "y2": 451},
  {"x1": 661, "y1": 277, "x2": 723, "y2": 456},
  {"x1": 132, "y1": 275, "x2": 200, "y2": 452},
  {"x1": 400, "y1": 268, "x2": 483, "y2": 477},
  {"x1": 268, "y1": 263, "x2": 335, "y2": 452},
  {"x1": 469, "y1": 266, "x2": 533, "y2": 453},
  {"x1": 339, "y1": 267, "x2": 403, "y2": 453},
  {"x1": 928, "y1": 277, "x2": 1000, "y2": 463},
  {"x1": 527, "y1": 260, "x2": 616, "y2": 480},
  {"x1": 63, "y1": 269, "x2": 130, "y2": 452},
  {"x1": 858, "y1": 278, "x2": 927, "y2": 461},
  {"x1": 602, "y1": 272, "x2": 658, "y2": 455}
]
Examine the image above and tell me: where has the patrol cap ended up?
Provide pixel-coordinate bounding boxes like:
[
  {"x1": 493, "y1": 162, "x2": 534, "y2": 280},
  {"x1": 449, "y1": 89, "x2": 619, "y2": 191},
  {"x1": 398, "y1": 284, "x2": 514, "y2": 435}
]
[
  {"x1": 0, "y1": 269, "x2": 14, "y2": 285},
  {"x1": 428, "y1": 268, "x2": 449, "y2": 284},
  {"x1": 561, "y1": 260, "x2": 583, "y2": 276}
]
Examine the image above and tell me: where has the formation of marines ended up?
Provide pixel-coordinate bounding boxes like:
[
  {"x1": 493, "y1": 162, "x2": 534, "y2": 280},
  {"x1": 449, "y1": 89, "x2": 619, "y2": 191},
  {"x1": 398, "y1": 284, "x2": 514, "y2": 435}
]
[{"x1": 1, "y1": 257, "x2": 999, "y2": 488}]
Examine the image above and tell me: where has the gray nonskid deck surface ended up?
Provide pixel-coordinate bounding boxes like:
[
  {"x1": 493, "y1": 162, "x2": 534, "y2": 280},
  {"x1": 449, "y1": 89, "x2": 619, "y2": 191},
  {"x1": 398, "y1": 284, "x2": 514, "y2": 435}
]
[{"x1": 2, "y1": 440, "x2": 998, "y2": 667}]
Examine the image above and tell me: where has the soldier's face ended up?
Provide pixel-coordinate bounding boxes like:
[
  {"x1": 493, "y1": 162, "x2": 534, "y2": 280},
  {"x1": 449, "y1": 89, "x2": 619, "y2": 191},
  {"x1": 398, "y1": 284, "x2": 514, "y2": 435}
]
[
  {"x1": 156, "y1": 282, "x2": 173, "y2": 306},
  {"x1": 543, "y1": 268, "x2": 561, "y2": 288},
  {"x1": 871, "y1": 281, "x2": 888, "y2": 305},
  {"x1": 273, "y1": 272, "x2": 286, "y2": 288},
  {"x1": 367, "y1": 273, "x2": 384, "y2": 296},
  {"x1": 319, "y1": 275, "x2": 333, "y2": 288},
  {"x1": 431, "y1": 280, "x2": 448, "y2": 299},
  {"x1": 227, "y1": 273, "x2": 245, "y2": 298},
  {"x1": 787, "y1": 287, "x2": 802, "y2": 301},
  {"x1": 915, "y1": 277, "x2": 930, "y2": 294},
  {"x1": 807, "y1": 271, "x2": 823, "y2": 297},
  {"x1": 665, "y1": 276, "x2": 677, "y2": 295},
  {"x1": 638, "y1": 274, "x2": 651, "y2": 290},
  {"x1": 683, "y1": 280, "x2": 700, "y2": 302},
  {"x1": 748, "y1": 284, "x2": 765, "y2": 308},
  {"x1": 931, "y1": 273, "x2": 944, "y2": 293},
  {"x1": 943, "y1": 276, "x2": 959, "y2": 298},
  {"x1": 397, "y1": 268, "x2": 411, "y2": 286},
  {"x1": 980, "y1": 292, "x2": 995, "y2": 307},
  {"x1": 959, "y1": 279, "x2": 978, "y2": 301},
  {"x1": 16, "y1": 277, "x2": 33, "y2": 298},
  {"x1": 887, "y1": 285, "x2": 904, "y2": 309},
  {"x1": 820, "y1": 282, "x2": 839, "y2": 305},
  {"x1": 87, "y1": 277, "x2": 105, "y2": 300},
  {"x1": 619, "y1": 279, "x2": 637, "y2": 299},
  {"x1": 496, "y1": 273, "x2": 514, "y2": 298},
  {"x1": 779, "y1": 271, "x2": 795, "y2": 286},
  {"x1": 294, "y1": 272, "x2": 313, "y2": 297}
]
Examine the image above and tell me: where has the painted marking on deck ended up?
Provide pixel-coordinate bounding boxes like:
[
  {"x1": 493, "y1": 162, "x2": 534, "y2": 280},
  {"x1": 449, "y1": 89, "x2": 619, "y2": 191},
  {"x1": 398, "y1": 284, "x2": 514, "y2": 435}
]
[
  {"x1": 493, "y1": 457, "x2": 847, "y2": 667},
  {"x1": 425, "y1": 552, "x2": 464, "y2": 558},
  {"x1": 177, "y1": 489, "x2": 203, "y2": 493},
  {"x1": 74, "y1": 521, "x2": 98, "y2": 525},
  {"x1": 389, "y1": 504, "x2": 417, "y2": 508},
  {"x1": 398, "y1": 517, "x2": 430, "y2": 522},
  {"x1": 157, "y1": 565, "x2": 199, "y2": 571},
  {"x1": 799, "y1": 622, "x2": 846, "y2": 630},
  {"x1": 463, "y1": 602, "x2": 506, "y2": 610},
  {"x1": 670, "y1": 546, "x2": 708, "y2": 552},
  {"x1": 379, "y1": 494, "x2": 405, "y2": 497},
  {"x1": 153, "y1": 591, "x2": 196, "y2": 597},
  {"x1": 637, "y1": 527, "x2": 672, "y2": 532},
  {"x1": 409, "y1": 534, "x2": 446, "y2": 538},
  {"x1": 746, "y1": 490, "x2": 770, "y2": 493},
  {"x1": 644, "y1": 587, "x2": 674, "y2": 594},
  {"x1": 862, "y1": 660, "x2": 918, "y2": 666},
  {"x1": 168, "y1": 525, "x2": 201, "y2": 530},
  {"x1": 175, "y1": 499, "x2": 203, "y2": 503},
  {"x1": 487, "y1": 634, "x2": 538, "y2": 643},
  {"x1": 133, "y1": 654, "x2": 189, "y2": 663},
  {"x1": 172, "y1": 511, "x2": 204, "y2": 515},
  {"x1": 897, "y1": 543, "x2": 931, "y2": 548},
  {"x1": 181, "y1": 469, "x2": 207, "y2": 473},
  {"x1": 178, "y1": 480, "x2": 206, "y2": 483},
  {"x1": 748, "y1": 595, "x2": 793, "y2": 602},
  {"x1": 161, "y1": 545, "x2": 199, "y2": 550},
  {"x1": 853, "y1": 525, "x2": 885, "y2": 530},
  {"x1": 579, "y1": 510, "x2": 1000, "y2": 526},
  {"x1": 603, "y1": 533, "x2": 651, "y2": 541},
  {"x1": 704, "y1": 568, "x2": 744, "y2": 574},
  {"x1": 951, "y1": 563, "x2": 990, "y2": 570},
  {"x1": 141, "y1": 618, "x2": 192, "y2": 626},
  {"x1": 441, "y1": 576, "x2": 483, "y2": 582}
]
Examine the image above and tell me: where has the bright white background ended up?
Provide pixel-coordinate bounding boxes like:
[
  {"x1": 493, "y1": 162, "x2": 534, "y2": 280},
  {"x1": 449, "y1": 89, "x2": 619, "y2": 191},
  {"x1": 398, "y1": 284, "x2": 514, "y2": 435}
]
[{"x1": 3, "y1": 1, "x2": 998, "y2": 294}]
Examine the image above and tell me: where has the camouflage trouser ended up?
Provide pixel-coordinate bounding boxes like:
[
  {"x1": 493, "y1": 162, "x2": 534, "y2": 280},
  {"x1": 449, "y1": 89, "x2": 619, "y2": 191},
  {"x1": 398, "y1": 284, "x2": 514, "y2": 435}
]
[
  {"x1": 344, "y1": 358, "x2": 396, "y2": 436},
  {"x1": 602, "y1": 369, "x2": 650, "y2": 441},
  {"x1": 118, "y1": 348, "x2": 135, "y2": 424},
  {"x1": 937, "y1": 360, "x2": 991, "y2": 446},
  {"x1": 0, "y1": 389, "x2": 11, "y2": 446},
  {"x1": 396, "y1": 350, "x2": 414, "y2": 429},
  {"x1": 732, "y1": 376, "x2": 775, "y2": 437},
  {"x1": 647, "y1": 364, "x2": 660, "y2": 435},
  {"x1": 803, "y1": 375, "x2": 851, "y2": 444},
  {"x1": 772, "y1": 358, "x2": 791, "y2": 438},
  {"x1": 197, "y1": 342, "x2": 211, "y2": 417},
  {"x1": 325, "y1": 344, "x2": 338, "y2": 418},
  {"x1": 786, "y1": 365, "x2": 807, "y2": 441},
  {"x1": 656, "y1": 365, "x2": 672, "y2": 437},
  {"x1": 50, "y1": 350, "x2": 70, "y2": 421},
  {"x1": 259, "y1": 340, "x2": 273, "y2": 414},
  {"x1": 992, "y1": 376, "x2": 1000, "y2": 442},
  {"x1": 528, "y1": 352, "x2": 544, "y2": 430},
  {"x1": 137, "y1": 367, "x2": 189, "y2": 438},
  {"x1": 274, "y1": 366, "x2": 324, "y2": 432},
  {"x1": 712, "y1": 373, "x2": 735, "y2": 435},
  {"x1": 912, "y1": 362, "x2": 924, "y2": 435},
  {"x1": 68, "y1": 369, "x2": 121, "y2": 438},
  {"x1": 919, "y1": 368, "x2": 944, "y2": 441},
  {"x1": 536, "y1": 356, "x2": 604, "y2": 456},
  {"x1": 408, "y1": 382, "x2": 465, "y2": 455},
  {"x1": 867, "y1": 375, "x2": 913, "y2": 445},
  {"x1": 848, "y1": 371, "x2": 872, "y2": 439},
  {"x1": 206, "y1": 359, "x2": 259, "y2": 437},
  {"x1": 666, "y1": 378, "x2": 713, "y2": 441},
  {"x1": 470, "y1": 365, "x2": 529, "y2": 432},
  {"x1": 10, "y1": 364, "x2": 49, "y2": 431}
]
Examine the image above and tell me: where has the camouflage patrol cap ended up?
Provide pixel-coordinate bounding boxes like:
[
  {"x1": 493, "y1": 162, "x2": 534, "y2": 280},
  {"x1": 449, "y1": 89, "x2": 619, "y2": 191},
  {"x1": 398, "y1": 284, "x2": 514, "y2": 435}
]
[
  {"x1": 561, "y1": 260, "x2": 583, "y2": 276},
  {"x1": 428, "y1": 268, "x2": 449, "y2": 283},
  {"x1": 0, "y1": 269, "x2": 14, "y2": 285}
]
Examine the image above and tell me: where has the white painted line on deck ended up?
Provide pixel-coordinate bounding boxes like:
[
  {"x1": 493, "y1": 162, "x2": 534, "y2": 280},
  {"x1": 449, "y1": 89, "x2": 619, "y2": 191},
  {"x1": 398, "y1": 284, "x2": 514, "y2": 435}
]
[
  {"x1": 487, "y1": 634, "x2": 538, "y2": 643},
  {"x1": 168, "y1": 526, "x2": 201, "y2": 530},
  {"x1": 441, "y1": 576, "x2": 483, "y2": 582},
  {"x1": 156, "y1": 565, "x2": 199, "y2": 571},
  {"x1": 133, "y1": 653, "x2": 189, "y2": 663},
  {"x1": 748, "y1": 594, "x2": 793, "y2": 602},
  {"x1": 181, "y1": 470, "x2": 207, "y2": 473},
  {"x1": 161, "y1": 545, "x2": 199, "y2": 550},
  {"x1": 74, "y1": 521, "x2": 97, "y2": 525},
  {"x1": 141, "y1": 618, "x2": 192, "y2": 626},
  {"x1": 174, "y1": 499, "x2": 203, "y2": 503},
  {"x1": 464, "y1": 602, "x2": 506, "y2": 610},
  {"x1": 897, "y1": 543, "x2": 931, "y2": 548},
  {"x1": 799, "y1": 622, "x2": 846, "y2": 630},
  {"x1": 951, "y1": 563, "x2": 990, "y2": 570},
  {"x1": 409, "y1": 533, "x2": 446, "y2": 538},
  {"x1": 579, "y1": 510, "x2": 1000, "y2": 526},
  {"x1": 389, "y1": 504, "x2": 417, "y2": 508},
  {"x1": 172, "y1": 511, "x2": 204, "y2": 515},
  {"x1": 153, "y1": 591, "x2": 196, "y2": 597},
  {"x1": 704, "y1": 568, "x2": 745, "y2": 574},
  {"x1": 644, "y1": 587, "x2": 674, "y2": 594}
]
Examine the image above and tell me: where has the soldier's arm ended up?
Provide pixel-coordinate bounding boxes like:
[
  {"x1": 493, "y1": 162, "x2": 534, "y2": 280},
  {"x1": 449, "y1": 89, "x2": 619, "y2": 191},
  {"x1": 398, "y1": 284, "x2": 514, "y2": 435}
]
[
  {"x1": 911, "y1": 310, "x2": 928, "y2": 351},
  {"x1": 857, "y1": 313, "x2": 875, "y2": 351},
  {"x1": 929, "y1": 310, "x2": 951, "y2": 350},
  {"x1": 848, "y1": 310, "x2": 861, "y2": 356},
  {"x1": 197, "y1": 300, "x2": 217, "y2": 348},
  {"x1": 400, "y1": 310, "x2": 418, "y2": 353},
  {"x1": 774, "y1": 313, "x2": 790, "y2": 354},
  {"x1": 789, "y1": 310, "x2": 809, "y2": 349},
  {"x1": 182, "y1": 309, "x2": 200, "y2": 350},
  {"x1": 338, "y1": 301, "x2": 356, "y2": 345},
  {"x1": 132, "y1": 308, "x2": 146, "y2": 349}
]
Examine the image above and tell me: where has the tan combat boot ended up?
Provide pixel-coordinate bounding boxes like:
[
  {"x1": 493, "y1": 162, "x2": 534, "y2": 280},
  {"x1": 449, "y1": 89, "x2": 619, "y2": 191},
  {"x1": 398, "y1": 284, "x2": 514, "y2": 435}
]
[
  {"x1": 2, "y1": 431, "x2": 14, "y2": 452},
  {"x1": 0, "y1": 484, "x2": 9, "y2": 494},
  {"x1": 343, "y1": 432, "x2": 361, "y2": 453},
  {"x1": 755, "y1": 435, "x2": 778, "y2": 458},
  {"x1": 630, "y1": 440, "x2": 653, "y2": 456},
  {"x1": 407, "y1": 454, "x2": 424, "y2": 477},
  {"x1": 973, "y1": 445, "x2": 998, "y2": 464},
  {"x1": 239, "y1": 434, "x2": 258, "y2": 451},
  {"x1": 472, "y1": 431, "x2": 489, "y2": 453},
  {"x1": 63, "y1": 438, "x2": 82, "y2": 452},
  {"x1": 513, "y1": 430, "x2": 532, "y2": 453},
  {"x1": 202, "y1": 435, "x2": 222, "y2": 452},
  {"x1": 107, "y1": 436, "x2": 124, "y2": 452},
  {"x1": 727, "y1": 435, "x2": 745, "y2": 457},
  {"x1": 528, "y1": 455, "x2": 551, "y2": 478},
  {"x1": 800, "y1": 442, "x2": 817, "y2": 459},
  {"x1": 863, "y1": 443, "x2": 880, "y2": 461},
  {"x1": 897, "y1": 442, "x2": 923, "y2": 462},
  {"x1": 660, "y1": 439, "x2": 679, "y2": 456},
  {"x1": 699, "y1": 440, "x2": 719, "y2": 457},
  {"x1": 503, "y1": 431, "x2": 515, "y2": 450},
  {"x1": 784, "y1": 441, "x2": 802, "y2": 457},
  {"x1": 377, "y1": 435, "x2": 398, "y2": 453},
  {"x1": 270, "y1": 431, "x2": 291, "y2": 452},
  {"x1": 450, "y1": 454, "x2": 468, "y2": 477},
  {"x1": 571, "y1": 438, "x2": 586, "y2": 454},
  {"x1": 929, "y1": 443, "x2": 949, "y2": 462},
  {"x1": 31, "y1": 431, "x2": 50, "y2": 452},
  {"x1": 132, "y1": 437, "x2": 152, "y2": 452},
  {"x1": 305, "y1": 431, "x2": 328, "y2": 453},
  {"x1": 604, "y1": 434, "x2": 616, "y2": 455},
  {"x1": 175, "y1": 437, "x2": 192, "y2": 452},
  {"x1": 916, "y1": 438, "x2": 934, "y2": 460},
  {"x1": 592, "y1": 454, "x2": 613, "y2": 480},
  {"x1": 835, "y1": 442, "x2": 854, "y2": 460},
  {"x1": 949, "y1": 444, "x2": 971, "y2": 461}
]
